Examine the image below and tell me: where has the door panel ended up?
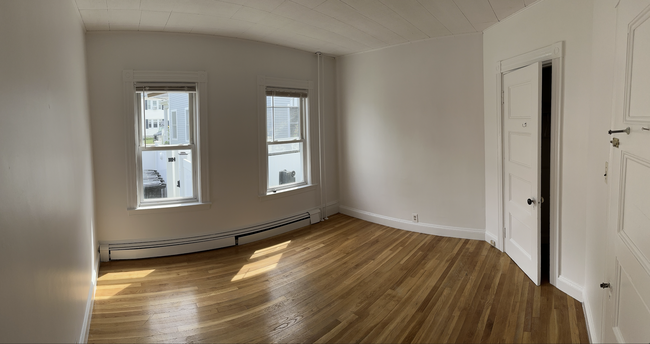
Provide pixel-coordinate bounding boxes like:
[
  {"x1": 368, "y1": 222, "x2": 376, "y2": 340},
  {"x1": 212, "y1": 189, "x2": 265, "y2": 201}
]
[
  {"x1": 619, "y1": 155, "x2": 650, "y2": 264},
  {"x1": 605, "y1": 1, "x2": 650, "y2": 342},
  {"x1": 509, "y1": 132, "x2": 533, "y2": 167},
  {"x1": 503, "y1": 62, "x2": 542, "y2": 286}
]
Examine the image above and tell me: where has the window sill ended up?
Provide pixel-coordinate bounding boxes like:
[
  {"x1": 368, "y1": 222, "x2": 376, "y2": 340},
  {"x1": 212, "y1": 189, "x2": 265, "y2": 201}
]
[
  {"x1": 260, "y1": 184, "x2": 317, "y2": 201},
  {"x1": 127, "y1": 202, "x2": 211, "y2": 216}
]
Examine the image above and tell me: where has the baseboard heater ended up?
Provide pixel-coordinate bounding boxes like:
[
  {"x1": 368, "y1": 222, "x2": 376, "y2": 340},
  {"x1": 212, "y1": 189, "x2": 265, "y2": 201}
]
[{"x1": 100, "y1": 210, "x2": 320, "y2": 261}]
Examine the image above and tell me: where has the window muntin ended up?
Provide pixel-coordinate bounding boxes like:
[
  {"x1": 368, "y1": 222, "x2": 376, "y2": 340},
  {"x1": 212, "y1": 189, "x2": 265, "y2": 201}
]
[
  {"x1": 265, "y1": 88, "x2": 308, "y2": 193},
  {"x1": 136, "y1": 87, "x2": 197, "y2": 205},
  {"x1": 185, "y1": 108, "x2": 190, "y2": 142}
]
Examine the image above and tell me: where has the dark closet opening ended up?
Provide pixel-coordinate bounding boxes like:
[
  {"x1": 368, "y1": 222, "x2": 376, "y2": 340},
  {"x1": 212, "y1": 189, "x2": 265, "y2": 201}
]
[{"x1": 541, "y1": 65, "x2": 552, "y2": 283}]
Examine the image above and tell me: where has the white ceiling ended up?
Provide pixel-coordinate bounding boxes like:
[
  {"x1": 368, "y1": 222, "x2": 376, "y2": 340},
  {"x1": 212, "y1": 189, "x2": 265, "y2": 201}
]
[{"x1": 76, "y1": 0, "x2": 539, "y2": 56}]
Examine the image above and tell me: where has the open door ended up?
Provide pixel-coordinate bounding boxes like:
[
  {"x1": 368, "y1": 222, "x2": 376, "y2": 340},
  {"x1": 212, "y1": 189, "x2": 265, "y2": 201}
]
[
  {"x1": 502, "y1": 62, "x2": 542, "y2": 286},
  {"x1": 604, "y1": 1, "x2": 650, "y2": 342}
]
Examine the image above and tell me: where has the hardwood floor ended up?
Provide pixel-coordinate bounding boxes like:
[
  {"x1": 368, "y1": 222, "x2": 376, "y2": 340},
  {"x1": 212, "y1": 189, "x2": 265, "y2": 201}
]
[{"x1": 89, "y1": 214, "x2": 589, "y2": 343}]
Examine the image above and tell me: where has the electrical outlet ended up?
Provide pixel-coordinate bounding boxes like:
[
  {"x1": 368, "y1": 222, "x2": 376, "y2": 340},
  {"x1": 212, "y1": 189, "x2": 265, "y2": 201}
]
[
  {"x1": 490, "y1": 240, "x2": 496, "y2": 247},
  {"x1": 412, "y1": 213, "x2": 418, "y2": 223}
]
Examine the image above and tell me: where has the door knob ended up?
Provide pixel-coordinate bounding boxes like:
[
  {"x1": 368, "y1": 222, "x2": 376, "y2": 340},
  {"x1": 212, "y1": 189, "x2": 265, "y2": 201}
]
[{"x1": 527, "y1": 198, "x2": 535, "y2": 205}]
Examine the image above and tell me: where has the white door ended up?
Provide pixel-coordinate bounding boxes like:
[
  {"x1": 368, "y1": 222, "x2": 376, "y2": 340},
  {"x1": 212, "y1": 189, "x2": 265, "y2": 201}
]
[
  {"x1": 604, "y1": 1, "x2": 650, "y2": 343},
  {"x1": 502, "y1": 62, "x2": 542, "y2": 286}
]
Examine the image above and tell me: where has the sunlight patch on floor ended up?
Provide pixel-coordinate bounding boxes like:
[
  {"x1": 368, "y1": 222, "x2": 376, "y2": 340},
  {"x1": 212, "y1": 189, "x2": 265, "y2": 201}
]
[
  {"x1": 250, "y1": 241, "x2": 291, "y2": 259},
  {"x1": 232, "y1": 254, "x2": 283, "y2": 281},
  {"x1": 97, "y1": 269, "x2": 155, "y2": 281},
  {"x1": 95, "y1": 283, "x2": 137, "y2": 300}
]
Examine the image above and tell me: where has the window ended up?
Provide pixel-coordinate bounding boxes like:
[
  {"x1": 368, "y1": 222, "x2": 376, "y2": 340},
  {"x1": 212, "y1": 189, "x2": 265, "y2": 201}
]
[
  {"x1": 145, "y1": 99, "x2": 160, "y2": 110},
  {"x1": 258, "y1": 76, "x2": 313, "y2": 195},
  {"x1": 124, "y1": 70, "x2": 209, "y2": 212}
]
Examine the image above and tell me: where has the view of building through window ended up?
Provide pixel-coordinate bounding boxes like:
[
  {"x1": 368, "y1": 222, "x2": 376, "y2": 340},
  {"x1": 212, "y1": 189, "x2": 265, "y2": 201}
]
[{"x1": 139, "y1": 91, "x2": 193, "y2": 201}]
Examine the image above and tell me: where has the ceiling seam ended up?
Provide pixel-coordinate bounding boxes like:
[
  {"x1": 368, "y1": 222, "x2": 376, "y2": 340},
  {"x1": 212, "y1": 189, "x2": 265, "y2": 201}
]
[
  {"x1": 377, "y1": 0, "x2": 430, "y2": 39},
  {"x1": 416, "y1": 0, "x2": 457, "y2": 36},
  {"x1": 487, "y1": 0, "x2": 501, "y2": 22},
  {"x1": 278, "y1": 1, "x2": 372, "y2": 51},
  {"x1": 308, "y1": 5, "x2": 384, "y2": 49},
  {"x1": 339, "y1": 0, "x2": 410, "y2": 44},
  {"x1": 315, "y1": 1, "x2": 396, "y2": 46},
  {"x1": 453, "y1": 0, "x2": 480, "y2": 32}
]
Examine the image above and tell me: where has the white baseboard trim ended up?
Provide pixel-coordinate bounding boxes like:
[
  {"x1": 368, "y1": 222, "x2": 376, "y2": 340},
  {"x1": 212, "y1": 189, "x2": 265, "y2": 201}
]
[
  {"x1": 339, "y1": 205, "x2": 485, "y2": 240},
  {"x1": 324, "y1": 200, "x2": 339, "y2": 218},
  {"x1": 485, "y1": 231, "x2": 499, "y2": 248},
  {"x1": 583, "y1": 295, "x2": 599, "y2": 344},
  {"x1": 79, "y1": 257, "x2": 99, "y2": 343},
  {"x1": 556, "y1": 275, "x2": 584, "y2": 302}
]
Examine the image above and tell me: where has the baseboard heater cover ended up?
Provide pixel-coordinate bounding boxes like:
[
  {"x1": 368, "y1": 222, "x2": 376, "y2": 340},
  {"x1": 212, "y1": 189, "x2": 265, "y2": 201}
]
[{"x1": 100, "y1": 212, "x2": 312, "y2": 261}]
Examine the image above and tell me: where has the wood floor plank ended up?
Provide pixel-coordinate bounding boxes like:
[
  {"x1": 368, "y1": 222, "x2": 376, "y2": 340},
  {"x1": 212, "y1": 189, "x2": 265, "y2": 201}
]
[{"x1": 88, "y1": 214, "x2": 589, "y2": 343}]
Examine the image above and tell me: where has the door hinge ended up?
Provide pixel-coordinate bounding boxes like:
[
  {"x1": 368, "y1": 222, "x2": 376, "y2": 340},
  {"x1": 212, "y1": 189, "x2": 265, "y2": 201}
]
[
  {"x1": 503, "y1": 227, "x2": 506, "y2": 238},
  {"x1": 501, "y1": 91, "x2": 504, "y2": 105}
]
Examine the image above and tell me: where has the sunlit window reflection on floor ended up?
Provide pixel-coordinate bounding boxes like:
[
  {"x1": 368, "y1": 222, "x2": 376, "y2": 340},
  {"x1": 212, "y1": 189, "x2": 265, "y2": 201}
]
[
  {"x1": 250, "y1": 240, "x2": 291, "y2": 259},
  {"x1": 95, "y1": 269, "x2": 155, "y2": 300},
  {"x1": 95, "y1": 284, "x2": 134, "y2": 300},
  {"x1": 98, "y1": 269, "x2": 155, "y2": 281},
  {"x1": 232, "y1": 253, "x2": 283, "y2": 281}
]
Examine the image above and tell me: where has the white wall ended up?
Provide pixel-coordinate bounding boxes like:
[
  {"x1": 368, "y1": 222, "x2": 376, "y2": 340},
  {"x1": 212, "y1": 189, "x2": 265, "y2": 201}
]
[
  {"x1": 0, "y1": 1, "x2": 97, "y2": 342},
  {"x1": 337, "y1": 33, "x2": 485, "y2": 237},
  {"x1": 584, "y1": 1, "x2": 619, "y2": 341},
  {"x1": 484, "y1": 0, "x2": 594, "y2": 299},
  {"x1": 86, "y1": 32, "x2": 338, "y2": 243}
]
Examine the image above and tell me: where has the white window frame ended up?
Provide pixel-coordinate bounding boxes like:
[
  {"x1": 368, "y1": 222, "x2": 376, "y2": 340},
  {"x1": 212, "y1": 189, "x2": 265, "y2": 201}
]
[
  {"x1": 258, "y1": 76, "x2": 314, "y2": 197},
  {"x1": 185, "y1": 108, "x2": 190, "y2": 141},
  {"x1": 123, "y1": 70, "x2": 210, "y2": 213}
]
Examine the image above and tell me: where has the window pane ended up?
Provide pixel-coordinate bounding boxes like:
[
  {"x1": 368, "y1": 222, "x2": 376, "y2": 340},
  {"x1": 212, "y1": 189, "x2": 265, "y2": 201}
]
[
  {"x1": 273, "y1": 107, "x2": 290, "y2": 140},
  {"x1": 142, "y1": 149, "x2": 193, "y2": 200},
  {"x1": 142, "y1": 91, "x2": 191, "y2": 146},
  {"x1": 267, "y1": 96, "x2": 300, "y2": 142},
  {"x1": 268, "y1": 143, "x2": 303, "y2": 189}
]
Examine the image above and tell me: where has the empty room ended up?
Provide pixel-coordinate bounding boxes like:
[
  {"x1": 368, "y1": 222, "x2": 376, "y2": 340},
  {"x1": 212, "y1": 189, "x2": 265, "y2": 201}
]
[{"x1": 1, "y1": 0, "x2": 649, "y2": 342}]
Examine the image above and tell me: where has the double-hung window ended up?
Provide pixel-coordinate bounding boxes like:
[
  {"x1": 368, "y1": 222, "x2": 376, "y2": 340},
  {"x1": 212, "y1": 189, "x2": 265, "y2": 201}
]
[
  {"x1": 258, "y1": 76, "x2": 313, "y2": 195},
  {"x1": 124, "y1": 70, "x2": 209, "y2": 212}
]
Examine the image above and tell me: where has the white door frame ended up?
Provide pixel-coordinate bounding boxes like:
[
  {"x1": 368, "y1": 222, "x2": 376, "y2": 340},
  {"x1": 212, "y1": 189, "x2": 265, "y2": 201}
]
[{"x1": 496, "y1": 42, "x2": 564, "y2": 288}]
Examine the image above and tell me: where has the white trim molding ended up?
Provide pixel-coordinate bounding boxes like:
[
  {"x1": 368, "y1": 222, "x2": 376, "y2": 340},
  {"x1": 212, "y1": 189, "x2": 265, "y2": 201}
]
[
  {"x1": 556, "y1": 275, "x2": 584, "y2": 302},
  {"x1": 583, "y1": 295, "x2": 599, "y2": 344},
  {"x1": 498, "y1": 41, "x2": 563, "y2": 73},
  {"x1": 78, "y1": 258, "x2": 100, "y2": 344},
  {"x1": 340, "y1": 206, "x2": 484, "y2": 240},
  {"x1": 324, "y1": 200, "x2": 339, "y2": 218},
  {"x1": 485, "y1": 231, "x2": 500, "y2": 250}
]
